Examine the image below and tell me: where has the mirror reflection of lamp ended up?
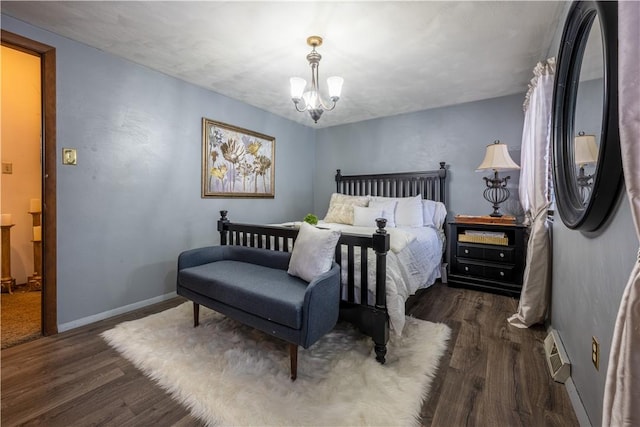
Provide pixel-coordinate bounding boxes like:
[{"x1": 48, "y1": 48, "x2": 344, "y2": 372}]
[
  {"x1": 476, "y1": 140, "x2": 521, "y2": 217},
  {"x1": 574, "y1": 131, "x2": 599, "y2": 204}
]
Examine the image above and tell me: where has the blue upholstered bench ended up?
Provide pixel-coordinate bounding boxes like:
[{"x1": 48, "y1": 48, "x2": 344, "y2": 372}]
[{"x1": 177, "y1": 245, "x2": 341, "y2": 380}]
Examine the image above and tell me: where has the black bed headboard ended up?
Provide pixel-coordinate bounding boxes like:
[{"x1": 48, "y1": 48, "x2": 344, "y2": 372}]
[{"x1": 335, "y1": 162, "x2": 447, "y2": 206}]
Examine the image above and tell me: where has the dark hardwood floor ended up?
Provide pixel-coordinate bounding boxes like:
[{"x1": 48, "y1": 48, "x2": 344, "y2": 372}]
[
  {"x1": 408, "y1": 283, "x2": 578, "y2": 426},
  {"x1": 1, "y1": 283, "x2": 578, "y2": 426}
]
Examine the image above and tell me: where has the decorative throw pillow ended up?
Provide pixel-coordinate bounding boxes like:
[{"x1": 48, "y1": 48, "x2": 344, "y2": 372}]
[
  {"x1": 353, "y1": 206, "x2": 385, "y2": 227},
  {"x1": 368, "y1": 199, "x2": 398, "y2": 227},
  {"x1": 323, "y1": 193, "x2": 369, "y2": 224},
  {"x1": 328, "y1": 193, "x2": 369, "y2": 206},
  {"x1": 288, "y1": 222, "x2": 341, "y2": 282},
  {"x1": 324, "y1": 202, "x2": 355, "y2": 224}
]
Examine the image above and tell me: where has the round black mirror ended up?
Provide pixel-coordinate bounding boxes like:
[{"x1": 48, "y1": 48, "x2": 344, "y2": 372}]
[{"x1": 552, "y1": 1, "x2": 622, "y2": 232}]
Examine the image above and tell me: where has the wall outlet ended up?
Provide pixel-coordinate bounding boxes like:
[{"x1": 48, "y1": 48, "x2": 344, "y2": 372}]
[{"x1": 592, "y1": 336, "x2": 600, "y2": 370}]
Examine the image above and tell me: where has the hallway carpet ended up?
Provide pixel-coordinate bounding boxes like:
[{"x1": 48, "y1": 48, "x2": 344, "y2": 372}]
[{"x1": 1, "y1": 290, "x2": 41, "y2": 349}]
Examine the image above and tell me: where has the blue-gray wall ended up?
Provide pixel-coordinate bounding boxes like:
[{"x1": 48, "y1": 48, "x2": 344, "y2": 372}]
[
  {"x1": 314, "y1": 95, "x2": 525, "y2": 219},
  {"x1": 546, "y1": 4, "x2": 637, "y2": 425},
  {"x1": 552, "y1": 199, "x2": 635, "y2": 424},
  {"x1": 2, "y1": 15, "x2": 316, "y2": 327}
]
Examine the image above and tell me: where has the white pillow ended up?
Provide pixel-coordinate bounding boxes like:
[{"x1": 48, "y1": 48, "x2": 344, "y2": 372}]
[
  {"x1": 368, "y1": 199, "x2": 397, "y2": 227},
  {"x1": 371, "y1": 195, "x2": 423, "y2": 227},
  {"x1": 394, "y1": 195, "x2": 423, "y2": 227},
  {"x1": 421, "y1": 199, "x2": 448, "y2": 228},
  {"x1": 433, "y1": 201, "x2": 448, "y2": 229},
  {"x1": 421, "y1": 199, "x2": 437, "y2": 227},
  {"x1": 353, "y1": 206, "x2": 385, "y2": 227},
  {"x1": 288, "y1": 222, "x2": 341, "y2": 282}
]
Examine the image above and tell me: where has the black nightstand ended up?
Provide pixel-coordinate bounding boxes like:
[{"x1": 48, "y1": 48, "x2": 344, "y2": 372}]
[{"x1": 447, "y1": 221, "x2": 527, "y2": 297}]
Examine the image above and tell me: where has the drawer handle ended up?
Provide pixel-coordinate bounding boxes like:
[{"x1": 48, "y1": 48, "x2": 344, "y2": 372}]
[
  {"x1": 499, "y1": 252, "x2": 505, "y2": 258},
  {"x1": 500, "y1": 271, "x2": 505, "y2": 276},
  {"x1": 464, "y1": 249, "x2": 469, "y2": 254},
  {"x1": 465, "y1": 266, "x2": 469, "y2": 272}
]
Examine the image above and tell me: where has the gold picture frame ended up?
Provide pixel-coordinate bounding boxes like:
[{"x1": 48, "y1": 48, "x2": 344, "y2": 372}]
[{"x1": 201, "y1": 118, "x2": 275, "y2": 198}]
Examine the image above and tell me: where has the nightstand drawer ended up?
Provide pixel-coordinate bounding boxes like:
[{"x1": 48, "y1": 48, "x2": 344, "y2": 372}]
[
  {"x1": 484, "y1": 246, "x2": 515, "y2": 263},
  {"x1": 455, "y1": 260, "x2": 515, "y2": 282},
  {"x1": 457, "y1": 243, "x2": 515, "y2": 263},
  {"x1": 483, "y1": 264, "x2": 515, "y2": 282},
  {"x1": 457, "y1": 244, "x2": 483, "y2": 259},
  {"x1": 456, "y1": 261, "x2": 484, "y2": 276}
]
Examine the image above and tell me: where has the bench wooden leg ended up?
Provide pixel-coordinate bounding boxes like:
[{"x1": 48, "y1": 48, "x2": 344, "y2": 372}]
[
  {"x1": 193, "y1": 302, "x2": 199, "y2": 327},
  {"x1": 289, "y1": 344, "x2": 298, "y2": 381}
]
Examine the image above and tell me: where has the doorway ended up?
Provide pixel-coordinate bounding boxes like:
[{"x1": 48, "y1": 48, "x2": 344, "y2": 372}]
[
  {"x1": 1, "y1": 44, "x2": 42, "y2": 347},
  {"x1": 1, "y1": 30, "x2": 57, "y2": 343}
]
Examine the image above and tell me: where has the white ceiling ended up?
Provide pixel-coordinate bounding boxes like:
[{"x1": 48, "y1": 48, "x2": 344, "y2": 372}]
[{"x1": 1, "y1": 1, "x2": 565, "y2": 128}]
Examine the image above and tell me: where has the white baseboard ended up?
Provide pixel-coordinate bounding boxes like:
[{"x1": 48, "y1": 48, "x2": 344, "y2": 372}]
[
  {"x1": 58, "y1": 291, "x2": 178, "y2": 332},
  {"x1": 565, "y1": 377, "x2": 592, "y2": 427}
]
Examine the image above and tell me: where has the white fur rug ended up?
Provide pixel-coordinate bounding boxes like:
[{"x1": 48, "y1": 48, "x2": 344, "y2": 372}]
[{"x1": 101, "y1": 302, "x2": 450, "y2": 426}]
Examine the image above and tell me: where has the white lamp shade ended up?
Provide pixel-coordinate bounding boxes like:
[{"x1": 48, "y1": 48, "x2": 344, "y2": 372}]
[
  {"x1": 574, "y1": 134, "x2": 599, "y2": 165},
  {"x1": 476, "y1": 141, "x2": 520, "y2": 171},
  {"x1": 327, "y1": 76, "x2": 344, "y2": 98},
  {"x1": 290, "y1": 77, "x2": 306, "y2": 100}
]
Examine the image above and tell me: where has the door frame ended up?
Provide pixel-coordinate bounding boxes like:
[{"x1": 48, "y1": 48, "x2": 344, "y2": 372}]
[{"x1": 2, "y1": 29, "x2": 57, "y2": 335}]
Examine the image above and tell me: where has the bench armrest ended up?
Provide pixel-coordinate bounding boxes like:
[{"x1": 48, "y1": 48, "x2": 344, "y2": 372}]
[
  {"x1": 177, "y1": 246, "x2": 225, "y2": 271},
  {"x1": 302, "y1": 263, "x2": 341, "y2": 347}
]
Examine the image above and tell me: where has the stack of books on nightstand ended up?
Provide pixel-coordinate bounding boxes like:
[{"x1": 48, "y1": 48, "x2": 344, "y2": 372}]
[
  {"x1": 455, "y1": 214, "x2": 516, "y2": 225},
  {"x1": 458, "y1": 230, "x2": 509, "y2": 246}
]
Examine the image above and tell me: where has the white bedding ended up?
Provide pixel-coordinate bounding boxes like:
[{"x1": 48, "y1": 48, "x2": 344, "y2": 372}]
[{"x1": 317, "y1": 221, "x2": 444, "y2": 335}]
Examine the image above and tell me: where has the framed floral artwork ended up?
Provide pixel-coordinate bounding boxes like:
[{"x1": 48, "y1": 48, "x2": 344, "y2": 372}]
[{"x1": 201, "y1": 118, "x2": 275, "y2": 198}]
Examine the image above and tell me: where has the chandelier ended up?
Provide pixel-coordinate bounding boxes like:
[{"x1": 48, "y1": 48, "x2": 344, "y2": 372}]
[{"x1": 290, "y1": 36, "x2": 343, "y2": 123}]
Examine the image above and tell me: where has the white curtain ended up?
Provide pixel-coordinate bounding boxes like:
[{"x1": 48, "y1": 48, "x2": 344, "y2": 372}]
[
  {"x1": 508, "y1": 59, "x2": 555, "y2": 328},
  {"x1": 602, "y1": 2, "x2": 640, "y2": 425}
]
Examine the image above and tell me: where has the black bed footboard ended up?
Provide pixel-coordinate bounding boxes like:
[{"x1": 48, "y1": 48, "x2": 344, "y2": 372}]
[{"x1": 217, "y1": 210, "x2": 391, "y2": 363}]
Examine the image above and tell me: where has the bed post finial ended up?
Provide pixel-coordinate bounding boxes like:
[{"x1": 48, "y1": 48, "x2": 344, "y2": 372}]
[
  {"x1": 375, "y1": 218, "x2": 387, "y2": 234},
  {"x1": 218, "y1": 210, "x2": 230, "y2": 245},
  {"x1": 336, "y1": 169, "x2": 342, "y2": 192},
  {"x1": 439, "y1": 162, "x2": 446, "y2": 170}
]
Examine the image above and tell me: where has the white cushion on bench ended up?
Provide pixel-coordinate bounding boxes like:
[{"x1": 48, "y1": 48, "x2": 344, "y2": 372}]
[{"x1": 288, "y1": 222, "x2": 341, "y2": 282}]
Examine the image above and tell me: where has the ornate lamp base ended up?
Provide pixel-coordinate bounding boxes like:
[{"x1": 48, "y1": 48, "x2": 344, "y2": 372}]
[{"x1": 482, "y1": 171, "x2": 511, "y2": 217}]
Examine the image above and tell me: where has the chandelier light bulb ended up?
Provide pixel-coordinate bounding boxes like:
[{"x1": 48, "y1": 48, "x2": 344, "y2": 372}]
[{"x1": 303, "y1": 91, "x2": 320, "y2": 109}]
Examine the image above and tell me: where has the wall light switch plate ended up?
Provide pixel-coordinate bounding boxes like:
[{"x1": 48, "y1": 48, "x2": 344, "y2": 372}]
[
  {"x1": 62, "y1": 148, "x2": 77, "y2": 165},
  {"x1": 1, "y1": 162, "x2": 12, "y2": 174}
]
